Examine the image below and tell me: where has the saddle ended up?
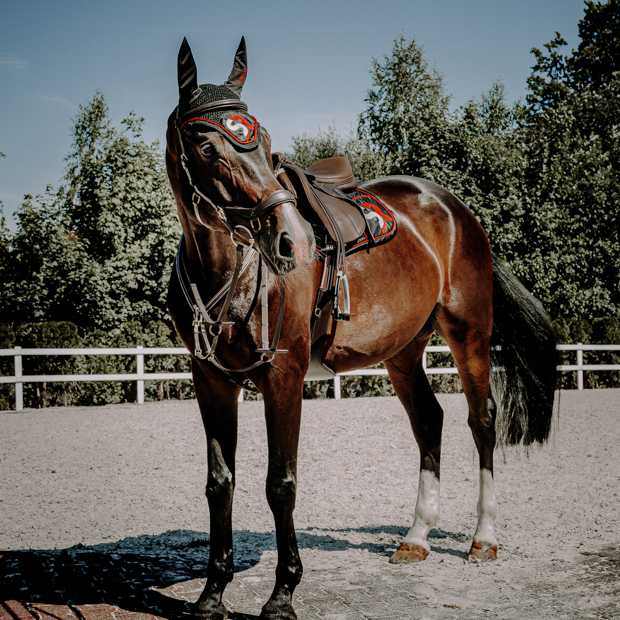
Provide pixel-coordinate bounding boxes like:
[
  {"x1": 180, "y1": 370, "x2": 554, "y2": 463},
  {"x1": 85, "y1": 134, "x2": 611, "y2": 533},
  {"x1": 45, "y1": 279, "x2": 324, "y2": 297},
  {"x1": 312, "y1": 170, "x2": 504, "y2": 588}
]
[
  {"x1": 274, "y1": 155, "x2": 366, "y2": 244},
  {"x1": 272, "y1": 154, "x2": 366, "y2": 380}
]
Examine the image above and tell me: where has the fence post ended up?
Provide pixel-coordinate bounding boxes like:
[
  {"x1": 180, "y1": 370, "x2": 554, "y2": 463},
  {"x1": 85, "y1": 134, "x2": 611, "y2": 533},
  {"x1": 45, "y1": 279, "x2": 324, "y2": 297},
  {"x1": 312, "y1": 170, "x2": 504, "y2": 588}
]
[
  {"x1": 577, "y1": 343, "x2": 583, "y2": 390},
  {"x1": 15, "y1": 346, "x2": 23, "y2": 411},
  {"x1": 136, "y1": 346, "x2": 144, "y2": 404},
  {"x1": 238, "y1": 390, "x2": 244, "y2": 403},
  {"x1": 423, "y1": 350, "x2": 427, "y2": 374},
  {"x1": 334, "y1": 375, "x2": 341, "y2": 400}
]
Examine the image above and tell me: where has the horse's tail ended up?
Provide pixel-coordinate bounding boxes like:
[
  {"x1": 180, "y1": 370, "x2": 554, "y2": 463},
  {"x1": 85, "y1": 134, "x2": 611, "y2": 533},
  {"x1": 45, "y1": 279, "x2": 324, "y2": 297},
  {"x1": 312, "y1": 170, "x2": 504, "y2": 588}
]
[{"x1": 490, "y1": 252, "x2": 558, "y2": 446}]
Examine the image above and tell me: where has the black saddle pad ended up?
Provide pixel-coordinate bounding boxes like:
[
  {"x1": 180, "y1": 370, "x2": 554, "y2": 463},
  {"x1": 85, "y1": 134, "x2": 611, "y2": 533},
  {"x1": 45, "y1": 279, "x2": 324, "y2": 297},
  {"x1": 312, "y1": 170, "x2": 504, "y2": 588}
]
[{"x1": 315, "y1": 188, "x2": 398, "y2": 258}]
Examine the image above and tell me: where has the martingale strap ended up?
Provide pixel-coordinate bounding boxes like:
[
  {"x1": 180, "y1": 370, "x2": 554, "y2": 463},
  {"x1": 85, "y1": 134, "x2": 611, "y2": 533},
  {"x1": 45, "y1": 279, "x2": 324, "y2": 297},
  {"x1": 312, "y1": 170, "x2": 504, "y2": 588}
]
[{"x1": 176, "y1": 235, "x2": 288, "y2": 379}]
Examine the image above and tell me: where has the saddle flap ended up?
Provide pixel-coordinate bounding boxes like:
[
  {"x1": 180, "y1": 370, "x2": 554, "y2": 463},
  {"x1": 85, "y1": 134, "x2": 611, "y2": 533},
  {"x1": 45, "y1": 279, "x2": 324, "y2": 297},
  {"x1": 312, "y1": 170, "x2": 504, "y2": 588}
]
[
  {"x1": 313, "y1": 188, "x2": 366, "y2": 243},
  {"x1": 279, "y1": 159, "x2": 366, "y2": 244}
]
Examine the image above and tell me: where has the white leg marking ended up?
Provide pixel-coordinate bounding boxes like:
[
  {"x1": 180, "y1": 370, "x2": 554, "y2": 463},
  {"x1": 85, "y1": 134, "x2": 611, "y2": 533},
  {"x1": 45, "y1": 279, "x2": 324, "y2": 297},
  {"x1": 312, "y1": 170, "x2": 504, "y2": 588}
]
[
  {"x1": 402, "y1": 469, "x2": 440, "y2": 552},
  {"x1": 473, "y1": 468, "x2": 498, "y2": 544}
]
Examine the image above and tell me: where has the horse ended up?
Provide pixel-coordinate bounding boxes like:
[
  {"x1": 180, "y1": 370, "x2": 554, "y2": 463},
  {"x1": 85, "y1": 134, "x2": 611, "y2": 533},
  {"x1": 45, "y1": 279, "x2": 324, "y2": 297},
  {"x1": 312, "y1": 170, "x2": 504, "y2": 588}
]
[{"x1": 165, "y1": 37, "x2": 558, "y2": 620}]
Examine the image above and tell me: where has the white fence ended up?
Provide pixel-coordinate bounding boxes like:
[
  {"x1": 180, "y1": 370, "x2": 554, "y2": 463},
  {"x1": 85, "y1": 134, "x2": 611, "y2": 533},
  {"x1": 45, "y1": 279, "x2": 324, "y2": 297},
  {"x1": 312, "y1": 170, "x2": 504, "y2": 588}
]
[{"x1": 1, "y1": 344, "x2": 619, "y2": 411}]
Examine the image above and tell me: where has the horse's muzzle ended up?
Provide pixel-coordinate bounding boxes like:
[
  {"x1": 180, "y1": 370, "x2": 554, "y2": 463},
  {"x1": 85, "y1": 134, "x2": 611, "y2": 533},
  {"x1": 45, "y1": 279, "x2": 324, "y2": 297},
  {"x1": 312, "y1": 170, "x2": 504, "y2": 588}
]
[{"x1": 258, "y1": 204, "x2": 314, "y2": 276}]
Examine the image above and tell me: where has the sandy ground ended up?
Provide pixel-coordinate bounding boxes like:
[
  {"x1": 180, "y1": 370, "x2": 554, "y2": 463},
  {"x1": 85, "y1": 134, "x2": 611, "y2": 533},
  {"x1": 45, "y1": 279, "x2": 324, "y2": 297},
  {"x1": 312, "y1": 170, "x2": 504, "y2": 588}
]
[{"x1": 1, "y1": 390, "x2": 619, "y2": 619}]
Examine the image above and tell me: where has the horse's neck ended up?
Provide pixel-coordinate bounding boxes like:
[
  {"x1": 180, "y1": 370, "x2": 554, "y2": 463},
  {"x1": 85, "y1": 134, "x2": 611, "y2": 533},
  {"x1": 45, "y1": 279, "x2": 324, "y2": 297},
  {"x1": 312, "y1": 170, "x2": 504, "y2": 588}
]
[{"x1": 184, "y1": 225, "x2": 237, "y2": 291}]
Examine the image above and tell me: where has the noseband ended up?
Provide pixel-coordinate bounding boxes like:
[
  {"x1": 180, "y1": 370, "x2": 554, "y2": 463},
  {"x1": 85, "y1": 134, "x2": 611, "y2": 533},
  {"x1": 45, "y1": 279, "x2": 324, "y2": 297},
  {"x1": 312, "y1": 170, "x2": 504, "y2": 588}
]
[{"x1": 175, "y1": 100, "x2": 294, "y2": 387}]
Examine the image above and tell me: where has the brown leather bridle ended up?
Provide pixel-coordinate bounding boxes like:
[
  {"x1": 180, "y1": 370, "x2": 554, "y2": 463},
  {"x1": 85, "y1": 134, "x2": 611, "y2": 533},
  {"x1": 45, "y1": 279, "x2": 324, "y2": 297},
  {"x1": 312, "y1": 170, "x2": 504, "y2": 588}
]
[{"x1": 174, "y1": 100, "x2": 294, "y2": 385}]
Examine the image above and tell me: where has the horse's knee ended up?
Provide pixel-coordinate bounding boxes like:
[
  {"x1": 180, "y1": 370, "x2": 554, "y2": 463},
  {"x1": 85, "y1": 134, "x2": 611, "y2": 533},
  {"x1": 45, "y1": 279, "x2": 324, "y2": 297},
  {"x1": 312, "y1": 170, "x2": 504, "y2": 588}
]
[
  {"x1": 206, "y1": 467, "x2": 234, "y2": 503},
  {"x1": 266, "y1": 471, "x2": 297, "y2": 510}
]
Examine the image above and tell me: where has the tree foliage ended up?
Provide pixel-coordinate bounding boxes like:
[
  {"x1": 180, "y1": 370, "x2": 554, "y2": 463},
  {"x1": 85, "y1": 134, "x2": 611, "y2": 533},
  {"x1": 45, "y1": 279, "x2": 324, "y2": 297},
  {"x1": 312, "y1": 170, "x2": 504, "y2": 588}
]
[
  {"x1": 0, "y1": 93, "x2": 180, "y2": 330},
  {"x1": 518, "y1": 0, "x2": 620, "y2": 317},
  {"x1": 358, "y1": 33, "x2": 451, "y2": 180},
  {"x1": 288, "y1": 125, "x2": 386, "y2": 182},
  {"x1": 292, "y1": 2, "x2": 620, "y2": 319}
]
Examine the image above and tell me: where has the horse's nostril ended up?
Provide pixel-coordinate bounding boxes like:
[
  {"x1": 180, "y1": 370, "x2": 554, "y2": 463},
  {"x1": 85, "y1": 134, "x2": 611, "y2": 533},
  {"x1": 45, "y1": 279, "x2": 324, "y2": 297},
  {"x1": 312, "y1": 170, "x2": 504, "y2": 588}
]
[{"x1": 278, "y1": 233, "x2": 294, "y2": 259}]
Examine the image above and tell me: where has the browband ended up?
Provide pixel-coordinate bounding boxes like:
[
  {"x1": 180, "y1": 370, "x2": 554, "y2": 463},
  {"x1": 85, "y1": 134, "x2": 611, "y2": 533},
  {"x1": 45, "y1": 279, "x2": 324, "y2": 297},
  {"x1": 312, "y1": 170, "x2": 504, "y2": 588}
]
[{"x1": 176, "y1": 99, "x2": 249, "y2": 127}]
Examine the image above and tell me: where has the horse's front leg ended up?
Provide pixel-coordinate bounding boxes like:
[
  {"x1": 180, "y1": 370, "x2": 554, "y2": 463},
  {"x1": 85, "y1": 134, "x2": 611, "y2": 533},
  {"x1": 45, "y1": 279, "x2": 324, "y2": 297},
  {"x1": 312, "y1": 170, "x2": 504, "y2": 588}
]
[
  {"x1": 191, "y1": 359, "x2": 240, "y2": 620},
  {"x1": 259, "y1": 374, "x2": 304, "y2": 620}
]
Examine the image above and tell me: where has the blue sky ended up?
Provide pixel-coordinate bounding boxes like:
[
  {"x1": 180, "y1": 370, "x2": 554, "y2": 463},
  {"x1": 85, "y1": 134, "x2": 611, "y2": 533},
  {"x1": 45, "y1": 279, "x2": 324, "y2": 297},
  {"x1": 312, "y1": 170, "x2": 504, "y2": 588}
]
[{"x1": 1, "y1": 0, "x2": 587, "y2": 230}]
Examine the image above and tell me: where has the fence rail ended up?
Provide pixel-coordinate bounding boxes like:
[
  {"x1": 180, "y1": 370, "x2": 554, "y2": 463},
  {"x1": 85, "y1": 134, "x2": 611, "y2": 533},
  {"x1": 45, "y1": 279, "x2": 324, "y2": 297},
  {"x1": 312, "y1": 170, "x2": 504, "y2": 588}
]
[{"x1": 1, "y1": 344, "x2": 619, "y2": 411}]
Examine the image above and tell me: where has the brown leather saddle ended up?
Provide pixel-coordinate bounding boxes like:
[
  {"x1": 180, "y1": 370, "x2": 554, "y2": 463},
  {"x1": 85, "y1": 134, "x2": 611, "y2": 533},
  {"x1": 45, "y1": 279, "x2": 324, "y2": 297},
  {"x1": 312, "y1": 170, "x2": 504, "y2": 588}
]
[
  {"x1": 274, "y1": 154, "x2": 365, "y2": 243},
  {"x1": 272, "y1": 154, "x2": 366, "y2": 380}
]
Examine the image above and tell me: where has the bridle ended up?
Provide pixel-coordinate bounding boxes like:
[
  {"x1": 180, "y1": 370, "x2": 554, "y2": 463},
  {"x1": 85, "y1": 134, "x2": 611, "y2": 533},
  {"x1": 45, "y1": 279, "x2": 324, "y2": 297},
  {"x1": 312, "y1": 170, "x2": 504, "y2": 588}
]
[
  {"x1": 175, "y1": 100, "x2": 295, "y2": 247},
  {"x1": 174, "y1": 99, "x2": 296, "y2": 384}
]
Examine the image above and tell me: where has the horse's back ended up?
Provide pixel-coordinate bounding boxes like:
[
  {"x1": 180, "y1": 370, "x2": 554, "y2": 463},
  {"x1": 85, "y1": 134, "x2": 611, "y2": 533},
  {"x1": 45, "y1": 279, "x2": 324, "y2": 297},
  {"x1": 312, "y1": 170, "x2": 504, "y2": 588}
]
[{"x1": 323, "y1": 175, "x2": 493, "y2": 372}]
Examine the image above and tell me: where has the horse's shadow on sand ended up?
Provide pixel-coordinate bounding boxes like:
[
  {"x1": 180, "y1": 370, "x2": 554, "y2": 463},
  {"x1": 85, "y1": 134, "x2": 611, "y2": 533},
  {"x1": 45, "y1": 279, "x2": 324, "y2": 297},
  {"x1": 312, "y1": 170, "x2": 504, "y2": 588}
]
[{"x1": 0, "y1": 526, "x2": 467, "y2": 620}]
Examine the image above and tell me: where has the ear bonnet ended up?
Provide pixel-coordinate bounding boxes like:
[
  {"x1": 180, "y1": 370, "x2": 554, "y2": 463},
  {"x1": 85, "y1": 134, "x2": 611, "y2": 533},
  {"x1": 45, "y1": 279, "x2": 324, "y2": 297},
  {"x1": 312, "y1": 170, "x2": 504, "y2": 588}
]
[{"x1": 176, "y1": 37, "x2": 260, "y2": 150}]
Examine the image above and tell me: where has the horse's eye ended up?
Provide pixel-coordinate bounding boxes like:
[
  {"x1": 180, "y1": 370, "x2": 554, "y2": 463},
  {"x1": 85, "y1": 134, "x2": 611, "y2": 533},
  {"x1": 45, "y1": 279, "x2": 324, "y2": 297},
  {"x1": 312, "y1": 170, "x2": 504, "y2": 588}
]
[{"x1": 201, "y1": 143, "x2": 213, "y2": 157}]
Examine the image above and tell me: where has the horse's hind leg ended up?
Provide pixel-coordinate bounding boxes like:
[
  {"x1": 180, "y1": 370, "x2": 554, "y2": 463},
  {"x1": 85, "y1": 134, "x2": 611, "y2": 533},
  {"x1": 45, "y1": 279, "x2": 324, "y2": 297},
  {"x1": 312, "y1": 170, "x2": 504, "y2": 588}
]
[
  {"x1": 191, "y1": 359, "x2": 240, "y2": 620},
  {"x1": 435, "y1": 312, "x2": 498, "y2": 561},
  {"x1": 385, "y1": 333, "x2": 444, "y2": 563}
]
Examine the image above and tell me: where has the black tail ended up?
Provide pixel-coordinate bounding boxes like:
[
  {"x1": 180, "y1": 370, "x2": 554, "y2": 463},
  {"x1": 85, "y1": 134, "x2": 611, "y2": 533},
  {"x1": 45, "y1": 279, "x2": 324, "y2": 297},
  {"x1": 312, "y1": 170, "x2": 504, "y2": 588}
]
[{"x1": 490, "y1": 252, "x2": 558, "y2": 446}]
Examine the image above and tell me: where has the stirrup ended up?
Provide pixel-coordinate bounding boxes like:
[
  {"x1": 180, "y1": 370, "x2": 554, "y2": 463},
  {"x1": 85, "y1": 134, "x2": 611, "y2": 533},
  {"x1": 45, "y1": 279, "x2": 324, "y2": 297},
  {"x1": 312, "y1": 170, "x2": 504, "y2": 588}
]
[{"x1": 332, "y1": 271, "x2": 354, "y2": 322}]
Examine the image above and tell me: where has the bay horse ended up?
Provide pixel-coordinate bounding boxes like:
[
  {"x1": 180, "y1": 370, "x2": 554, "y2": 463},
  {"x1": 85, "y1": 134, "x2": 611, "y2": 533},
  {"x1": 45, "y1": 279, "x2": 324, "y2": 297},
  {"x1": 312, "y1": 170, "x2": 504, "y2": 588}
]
[{"x1": 166, "y1": 37, "x2": 557, "y2": 620}]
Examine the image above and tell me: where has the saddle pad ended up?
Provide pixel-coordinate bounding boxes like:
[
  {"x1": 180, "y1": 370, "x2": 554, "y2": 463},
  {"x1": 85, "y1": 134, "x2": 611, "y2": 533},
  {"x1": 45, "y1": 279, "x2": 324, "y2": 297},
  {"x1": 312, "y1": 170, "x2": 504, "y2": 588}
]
[{"x1": 316, "y1": 188, "x2": 398, "y2": 258}]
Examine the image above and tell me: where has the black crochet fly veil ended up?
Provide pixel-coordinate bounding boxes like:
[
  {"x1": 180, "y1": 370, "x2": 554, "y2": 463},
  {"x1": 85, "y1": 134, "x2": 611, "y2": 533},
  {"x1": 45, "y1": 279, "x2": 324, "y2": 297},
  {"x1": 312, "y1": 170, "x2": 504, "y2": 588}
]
[
  {"x1": 177, "y1": 83, "x2": 260, "y2": 149},
  {"x1": 176, "y1": 38, "x2": 260, "y2": 150},
  {"x1": 182, "y1": 83, "x2": 239, "y2": 117}
]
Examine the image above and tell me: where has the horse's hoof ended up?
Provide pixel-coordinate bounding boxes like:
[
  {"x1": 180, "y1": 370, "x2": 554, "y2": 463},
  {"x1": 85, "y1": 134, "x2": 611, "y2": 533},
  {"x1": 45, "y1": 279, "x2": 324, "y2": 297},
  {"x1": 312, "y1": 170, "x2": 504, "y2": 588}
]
[
  {"x1": 467, "y1": 540, "x2": 498, "y2": 561},
  {"x1": 190, "y1": 600, "x2": 228, "y2": 620},
  {"x1": 389, "y1": 542, "x2": 430, "y2": 563},
  {"x1": 259, "y1": 598, "x2": 297, "y2": 620}
]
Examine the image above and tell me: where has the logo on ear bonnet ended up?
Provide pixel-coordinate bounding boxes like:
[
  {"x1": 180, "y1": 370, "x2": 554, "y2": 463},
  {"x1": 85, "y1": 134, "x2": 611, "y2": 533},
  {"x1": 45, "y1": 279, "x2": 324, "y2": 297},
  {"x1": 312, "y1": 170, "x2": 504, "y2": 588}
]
[{"x1": 224, "y1": 115, "x2": 253, "y2": 139}]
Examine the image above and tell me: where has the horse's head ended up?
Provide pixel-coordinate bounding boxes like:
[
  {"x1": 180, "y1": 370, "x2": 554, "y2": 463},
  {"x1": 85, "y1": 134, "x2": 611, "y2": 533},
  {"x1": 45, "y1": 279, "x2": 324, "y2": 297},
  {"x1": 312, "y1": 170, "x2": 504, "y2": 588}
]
[{"x1": 167, "y1": 37, "x2": 315, "y2": 276}]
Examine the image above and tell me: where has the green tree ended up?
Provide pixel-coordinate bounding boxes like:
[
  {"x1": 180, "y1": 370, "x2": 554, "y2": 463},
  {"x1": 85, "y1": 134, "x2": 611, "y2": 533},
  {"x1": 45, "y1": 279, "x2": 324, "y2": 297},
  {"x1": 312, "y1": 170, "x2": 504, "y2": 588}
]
[
  {"x1": 288, "y1": 124, "x2": 386, "y2": 182},
  {"x1": 441, "y1": 82, "x2": 528, "y2": 261},
  {"x1": 1, "y1": 189, "x2": 91, "y2": 325},
  {"x1": 358, "y1": 33, "x2": 452, "y2": 180},
  {"x1": 58, "y1": 93, "x2": 180, "y2": 328},
  {"x1": 518, "y1": 0, "x2": 620, "y2": 317},
  {"x1": 0, "y1": 93, "x2": 181, "y2": 330}
]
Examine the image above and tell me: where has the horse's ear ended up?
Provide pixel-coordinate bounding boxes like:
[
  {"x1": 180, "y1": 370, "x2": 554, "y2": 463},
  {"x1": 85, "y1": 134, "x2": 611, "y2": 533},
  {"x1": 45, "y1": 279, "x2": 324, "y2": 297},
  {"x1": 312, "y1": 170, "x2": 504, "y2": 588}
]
[
  {"x1": 222, "y1": 37, "x2": 247, "y2": 96},
  {"x1": 178, "y1": 37, "x2": 198, "y2": 108}
]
